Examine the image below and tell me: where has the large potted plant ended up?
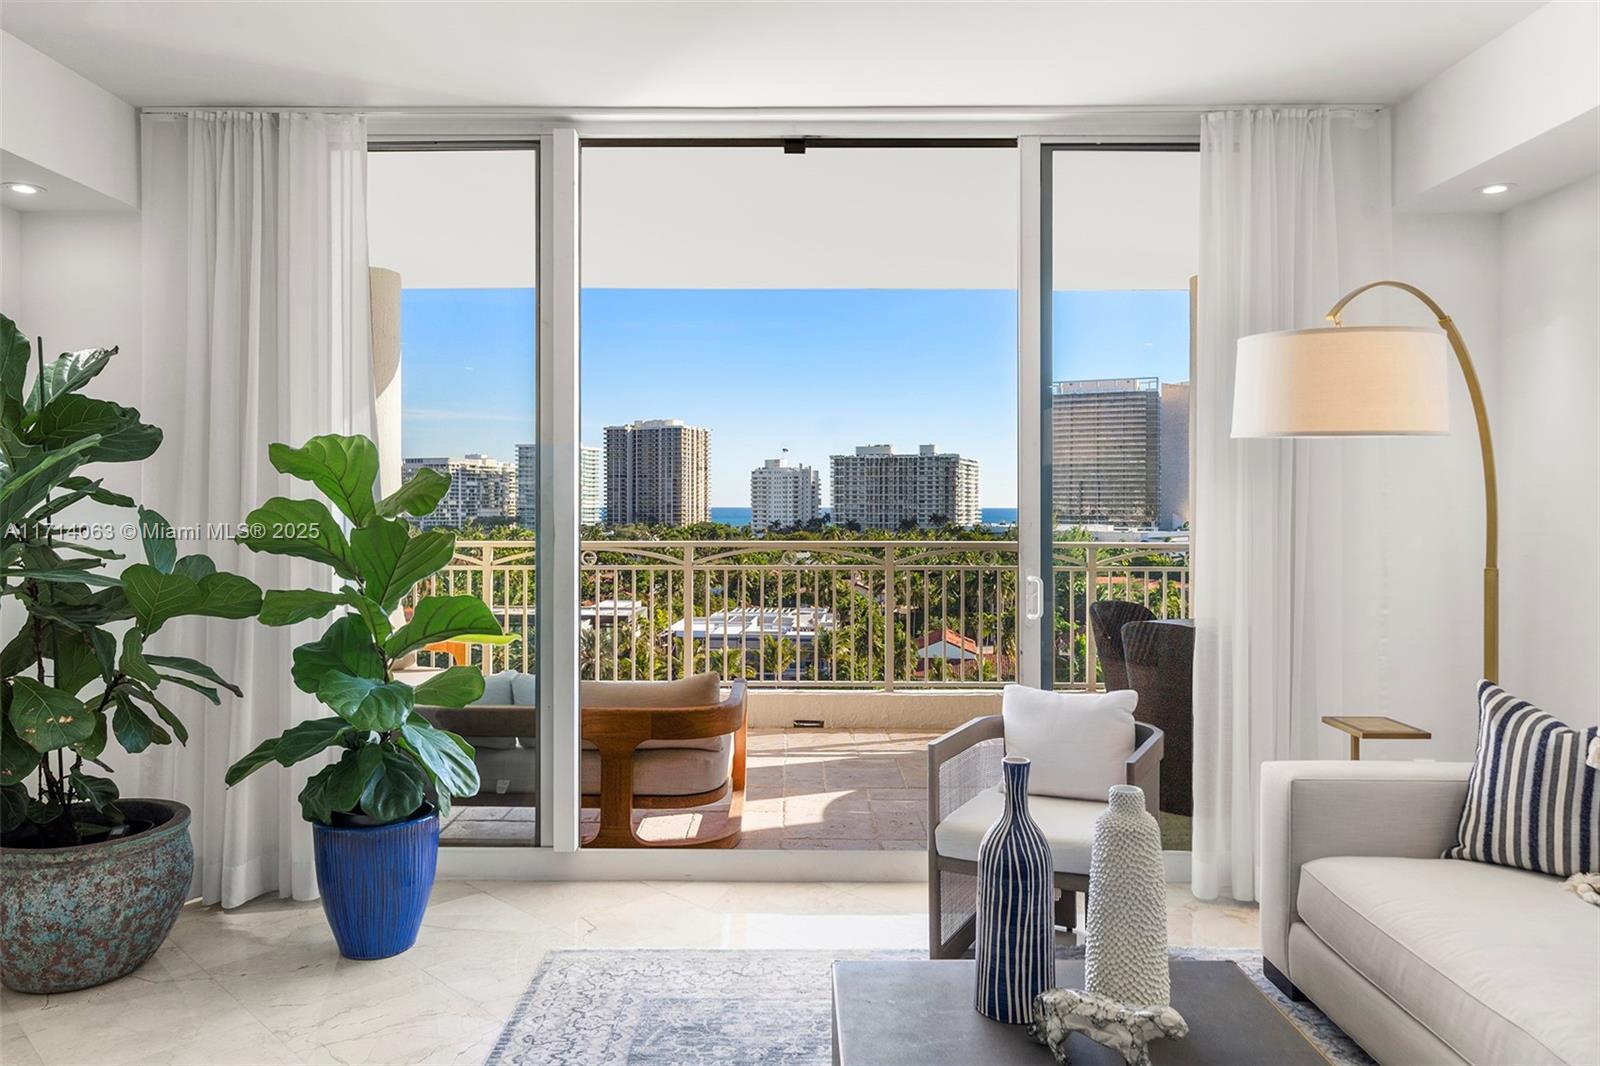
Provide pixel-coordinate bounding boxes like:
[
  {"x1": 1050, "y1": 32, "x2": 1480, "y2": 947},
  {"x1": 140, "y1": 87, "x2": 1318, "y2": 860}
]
[
  {"x1": 0, "y1": 315, "x2": 263, "y2": 993},
  {"x1": 225, "y1": 433, "x2": 511, "y2": 959}
]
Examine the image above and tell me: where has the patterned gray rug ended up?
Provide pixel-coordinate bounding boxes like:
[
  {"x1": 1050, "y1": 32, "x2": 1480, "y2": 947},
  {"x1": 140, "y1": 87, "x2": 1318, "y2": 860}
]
[{"x1": 485, "y1": 947, "x2": 1372, "y2": 1065}]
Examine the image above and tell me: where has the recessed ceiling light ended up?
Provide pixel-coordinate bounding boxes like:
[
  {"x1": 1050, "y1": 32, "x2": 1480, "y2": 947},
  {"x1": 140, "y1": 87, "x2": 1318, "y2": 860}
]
[
  {"x1": 3, "y1": 182, "x2": 45, "y2": 195},
  {"x1": 1478, "y1": 183, "x2": 1513, "y2": 196}
]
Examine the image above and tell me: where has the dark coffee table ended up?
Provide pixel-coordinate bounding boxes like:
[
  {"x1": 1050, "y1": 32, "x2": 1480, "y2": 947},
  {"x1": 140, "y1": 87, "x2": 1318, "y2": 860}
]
[{"x1": 831, "y1": 959, "x2": 1329, "y2": 1065}]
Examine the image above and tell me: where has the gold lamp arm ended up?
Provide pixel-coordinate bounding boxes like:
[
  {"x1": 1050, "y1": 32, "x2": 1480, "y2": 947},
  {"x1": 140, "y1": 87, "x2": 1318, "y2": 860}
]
[{"x1": 1327, "y1": 280, "x2": 1499, "y2": 683}]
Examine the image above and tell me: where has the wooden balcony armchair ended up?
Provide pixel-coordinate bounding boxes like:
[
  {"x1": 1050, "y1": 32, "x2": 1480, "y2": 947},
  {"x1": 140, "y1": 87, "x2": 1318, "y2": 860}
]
[
  {"x1": 580, "y1": 673, "x2": 748, "y2": 849},
  {"x1": 927, "y1": 713, "x2": 1163, "y2": 959}
]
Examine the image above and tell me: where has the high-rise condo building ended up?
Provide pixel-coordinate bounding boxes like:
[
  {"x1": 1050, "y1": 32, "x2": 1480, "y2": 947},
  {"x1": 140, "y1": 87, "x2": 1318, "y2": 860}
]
[
  {"x1": 401, "y1": 454, "x2": 516, "y2": 530},
  {"x1": 750, "y1": 456, "x2": 821, "y2": 532},
  {"x1": 580, "y1": 444, "x2": 603, "y2": 526},
  {"x1": 603, "y1": 419, "x2": 710, "y2": 527},
  {"x1": 1158, "y1": 381, "x2": 1191, "y2": 530},
  {"x1": 515, "y1": 444, "x2": 536, "y2": 529},
  {"x1": 515, "y1": 443, "x2": 604, "y2": 526},
  {"x1": 830, "y1": 444, "x2": 980, "y2": 529},
  {"x1": 1050, "y1": 377, "x2": 1160, "y2": 526}
]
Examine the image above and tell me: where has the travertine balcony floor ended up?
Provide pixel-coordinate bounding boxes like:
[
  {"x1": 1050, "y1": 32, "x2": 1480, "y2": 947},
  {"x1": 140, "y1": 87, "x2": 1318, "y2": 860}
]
[{"x1": 439, "y1": 728, "x2": 939, "y2": 850}]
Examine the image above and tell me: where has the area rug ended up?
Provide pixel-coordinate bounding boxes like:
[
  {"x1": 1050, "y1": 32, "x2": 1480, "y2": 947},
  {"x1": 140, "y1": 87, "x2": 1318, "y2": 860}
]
[{"x1": 485, "y1": 946, "x2": 1373, "y2": 1065}]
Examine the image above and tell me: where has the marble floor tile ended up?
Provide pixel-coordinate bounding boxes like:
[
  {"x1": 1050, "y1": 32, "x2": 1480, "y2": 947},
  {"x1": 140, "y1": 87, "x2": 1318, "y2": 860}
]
[{"x1": 0, "y1": 879, "x2": 1258, "y2": 1065}]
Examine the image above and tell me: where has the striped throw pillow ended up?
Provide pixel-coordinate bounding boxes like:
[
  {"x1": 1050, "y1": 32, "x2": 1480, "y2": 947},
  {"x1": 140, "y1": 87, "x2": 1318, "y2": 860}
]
[{"x1": 1445, "y1": 680, "x2": 1599, "y2": 876}]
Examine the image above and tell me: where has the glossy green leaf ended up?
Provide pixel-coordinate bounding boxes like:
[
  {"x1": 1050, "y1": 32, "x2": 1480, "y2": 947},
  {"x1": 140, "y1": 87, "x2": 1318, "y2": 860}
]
[
  {"x1": 122, "y1": 564, "x2": 262, "y2": 634},
  {"x1": 24, "y1": 345, "x2": 115, "y2": 415},
  {"x1": 290, "y1": 615, "x2": 385, "y2": 695},
  {"x1": 316, "y1": 673, "x2": 413, "y2": 732},
  {"x1": 127, "y1": 685, "x2": 187, "y2": 745},
  {"x1": 58, "y1": 475, "x2": 134, "y2": 509},
  {"x1": 112, "y1": 692, "x2": 169, "y2": 753},
  {"x1": 25, "y1": 394, "x2": 162, "y2": 463},
  {"x1": 270, "y1": 716, "x2": 351, "y2": 766},
  {"x1": 384, "y1": 595, "x2": 515, "y2": 661},
  {"x1": 156, "y1": 673, "x2": 220, "y2": 705},
  {"x1": 358, "y1": 747, "x2": 427, "y2": 824},
  {"x1": 71, "y1": 704, "x2": 109, "y2": 760},
  {"x1": 143, "y1": 654, "x2": 243, "y2": 698},
  {"x1": 137, "y1": 507, "x2": 177, "y2": 573},
  {"x1": 339, "y1": 588, "x2": 392, "y2": 644},
  {"x1": 412, "y1": 666, "x2": 486, "y2": 709},
  {"x1": 258, "y1": 588, "x2": 346, "y2": 626},
  {"x1": 298, "y1": 746, "x2": 380, "y2": 823},
  {"x1": 0, "y1": 434, "x2": 101, "y2": 530},
  {"x1": 1, "y1": 783, "x2": 28, "y2": 833},
  {"x1": 399, "y1": 718, "x2": 478, "y2": 802},
  {"x1": 351, "y1": 519, "x2": 455, "y2": 611},
  {"x1": 0, "y1": 714, "x2": 41, "y2": 785},
  {"x1": 0, "y1": 315, "x2": 30, "y2": 426},
  {"x1": 8, "y1": 677, "x2": 92, "y2": 752},
  {"x1": 119, "y1": 629, "x2": 162, "y2": 687},
  {"x1": 268, "y1": 435, "x2": 379, "y2": 524},
  {"x1": 236, "y1": 497, "x2": 359, "y2": 580},
  {"x1": 375, "y1": 467, "x2": 450, "y2": 519},
  {"x1": 225, "y1": 736, "x2": 280, "y2": 786},
  {"x1": 68, "y1": 770, "x2": 119, "y2": 812},
  {"x1": 171, "y1": 555, "x2": 216, "y2": 582}
]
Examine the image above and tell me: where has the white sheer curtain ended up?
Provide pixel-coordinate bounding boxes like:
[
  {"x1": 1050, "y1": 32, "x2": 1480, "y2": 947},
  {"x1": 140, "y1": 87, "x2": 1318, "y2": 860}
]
[
  {"x1": 1190, "y1": 108, "x2": 1393, "y2": 902},
  {"x1": 138, "y1": 111, "x2": 374, "y2": 907}
]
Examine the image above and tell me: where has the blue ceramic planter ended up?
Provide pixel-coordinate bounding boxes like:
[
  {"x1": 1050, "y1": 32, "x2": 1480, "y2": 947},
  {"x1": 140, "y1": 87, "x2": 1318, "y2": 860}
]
[
  {"x1": 312, "y1": 806, "x2": 439, "y2": 960},
  {"x1": 974, "y1": 756, "x2": 1056, "y2": 1024}
]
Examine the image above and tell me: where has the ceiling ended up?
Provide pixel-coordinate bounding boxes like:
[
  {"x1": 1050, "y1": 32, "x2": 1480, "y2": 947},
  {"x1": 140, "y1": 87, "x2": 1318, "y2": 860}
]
[{"x1": 0, "y1": 1, "x2": 1542, "y2": 110}]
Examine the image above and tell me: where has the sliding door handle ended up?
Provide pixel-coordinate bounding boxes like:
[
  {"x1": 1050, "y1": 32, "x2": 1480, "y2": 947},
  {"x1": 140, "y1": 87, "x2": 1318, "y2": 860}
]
[{"x1": 1024, "y1": 574, "x2": 1045, "y2": 621}]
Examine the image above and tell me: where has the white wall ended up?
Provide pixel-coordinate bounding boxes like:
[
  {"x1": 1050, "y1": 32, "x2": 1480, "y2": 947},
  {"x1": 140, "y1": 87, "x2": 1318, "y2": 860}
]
[
  {"x1": 1394, "y1": 1, "x2": 1599, "y2": 210},
  {"x1": 1497, "y1": 173, "x2": 1600, "y2": 726},
  {"x1": 0, "y1": 32, "x2": 139, "y2": 208},
  {"x1": 0, "y1": 206, "x2": 21, "y2": 313}
]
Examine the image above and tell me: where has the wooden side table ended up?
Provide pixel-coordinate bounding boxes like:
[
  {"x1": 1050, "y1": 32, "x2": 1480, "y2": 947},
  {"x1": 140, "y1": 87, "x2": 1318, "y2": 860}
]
[{"x1": 1321, "y1": 715, "x2": 1431, "y2": 759}]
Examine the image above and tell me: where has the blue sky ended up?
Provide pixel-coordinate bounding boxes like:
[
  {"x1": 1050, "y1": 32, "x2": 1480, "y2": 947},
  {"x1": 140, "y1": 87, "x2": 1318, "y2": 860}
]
[{"x1": 400, "y1": 288, "x2": 1189, "y2": 507}]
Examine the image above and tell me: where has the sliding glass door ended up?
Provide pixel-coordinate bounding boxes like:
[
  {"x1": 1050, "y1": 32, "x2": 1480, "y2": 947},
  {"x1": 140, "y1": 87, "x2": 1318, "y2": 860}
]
[
  {"x1": 366, "y1": 145, "x2": 543, "y2": 847},
  {"x1": 1023, "y1": 144, "x2": 1199, "y2": 691}
]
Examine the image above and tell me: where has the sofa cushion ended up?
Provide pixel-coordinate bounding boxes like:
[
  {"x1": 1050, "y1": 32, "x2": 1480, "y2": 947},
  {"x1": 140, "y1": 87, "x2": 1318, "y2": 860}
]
[
  {"x1": 998, "y1": 684, "x2": 1136, "y2": 801},
  {"x1": 933, "y1": 785, "x2": 1103, "y2": 874},
  {"x1": 478, "y1": 668, "x2": 522, "y2": 705},
  {"x1": 1297, "y1": 855, "x2": 1600, "y2": 1066},
  {"x1": 580, "y1": 735, "x2": 733, "y2": 797},
  {"x1": 1445, "y1": 679, "x2": 1600, "y2": 878},
  {"x1": 579, "y1": 673, "x2": 727, "y2": 753}
]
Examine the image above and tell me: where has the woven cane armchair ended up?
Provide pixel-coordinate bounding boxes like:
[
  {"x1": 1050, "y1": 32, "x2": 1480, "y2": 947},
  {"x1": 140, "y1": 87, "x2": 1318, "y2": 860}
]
[{"x1": 926, "y1": 713, "x2": 1164, "y2": 959}]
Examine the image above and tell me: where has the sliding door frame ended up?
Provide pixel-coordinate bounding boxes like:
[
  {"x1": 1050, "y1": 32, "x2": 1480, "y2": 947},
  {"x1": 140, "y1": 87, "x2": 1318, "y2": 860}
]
[{"x1": 1021, "y1": 139, "x2": 1200, "y2": 691}]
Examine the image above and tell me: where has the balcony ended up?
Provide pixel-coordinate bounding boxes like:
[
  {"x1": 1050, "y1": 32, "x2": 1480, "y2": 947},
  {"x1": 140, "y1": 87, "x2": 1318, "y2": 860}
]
[{"x1": 413, "y1": 537, "x2": 1190, "y2": 848}]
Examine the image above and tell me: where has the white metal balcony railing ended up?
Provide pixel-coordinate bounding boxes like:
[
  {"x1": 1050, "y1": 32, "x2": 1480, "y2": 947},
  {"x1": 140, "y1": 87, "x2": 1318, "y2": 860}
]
[{"x1": 407, "y1": 538, "x2": 1190, "y2": 690}]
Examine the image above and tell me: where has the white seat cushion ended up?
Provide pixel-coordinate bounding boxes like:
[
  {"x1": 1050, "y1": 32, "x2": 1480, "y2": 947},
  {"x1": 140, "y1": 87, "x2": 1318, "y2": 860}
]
[
  {"x1": 580, "y1": 735, "x2": 734, "y2": 798},
  {"x1": 1298, "y1": 856, "x2": 1600, "y2": 1066},
  {"x1": 933, "y1": 786, "x2": 1102, "y2": 875}
]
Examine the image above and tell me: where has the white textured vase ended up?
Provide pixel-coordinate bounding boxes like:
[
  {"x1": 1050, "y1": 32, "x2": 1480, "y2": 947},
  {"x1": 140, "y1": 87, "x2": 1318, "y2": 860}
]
[{"x1": 1084, "y1": 784, "x2": 1170, "y2": 1008}]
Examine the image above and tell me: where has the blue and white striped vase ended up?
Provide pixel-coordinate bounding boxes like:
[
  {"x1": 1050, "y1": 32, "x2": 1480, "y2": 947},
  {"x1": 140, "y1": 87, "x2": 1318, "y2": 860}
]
[{"x1": 974, "y1": 755, "x2": 1056, "y2": 1023}]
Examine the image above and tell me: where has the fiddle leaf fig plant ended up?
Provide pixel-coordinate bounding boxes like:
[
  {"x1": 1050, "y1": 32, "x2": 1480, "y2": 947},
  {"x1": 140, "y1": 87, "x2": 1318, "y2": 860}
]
[
  {"x1": 225, "y1": 435, "x2": 511, "y2": 824},
  {"x1": 0, "y1": 313, "x2": 263, "y2": 846}
]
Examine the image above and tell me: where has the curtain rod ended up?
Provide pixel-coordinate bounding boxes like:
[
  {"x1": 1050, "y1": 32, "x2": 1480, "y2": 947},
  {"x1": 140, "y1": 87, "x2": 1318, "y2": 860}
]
[{"x1": 138, "y1": 103, "x2": 1386, "y2": 118}]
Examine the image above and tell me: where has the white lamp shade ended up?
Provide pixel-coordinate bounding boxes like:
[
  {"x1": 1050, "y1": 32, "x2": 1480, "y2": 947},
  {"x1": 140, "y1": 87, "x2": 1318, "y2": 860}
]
[{"x1": 1232, "y1": 326, "x2": 1450, "y2": 438}]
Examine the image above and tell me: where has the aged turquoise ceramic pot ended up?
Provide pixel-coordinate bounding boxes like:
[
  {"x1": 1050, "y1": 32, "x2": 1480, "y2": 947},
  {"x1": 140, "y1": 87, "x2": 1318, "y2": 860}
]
[{"x1": 0, "y1": 799, "x2": 193, "y2": 994}]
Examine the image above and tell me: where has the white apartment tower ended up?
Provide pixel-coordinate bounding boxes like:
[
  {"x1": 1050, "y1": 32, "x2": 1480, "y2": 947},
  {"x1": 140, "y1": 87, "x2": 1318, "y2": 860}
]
[
  {"x1": 750, "y1": 456, "x2": 821, "y2": 532},
  {"x1": 580, "y1": 444, "x2": 603, "y2": 525},
  {"x1": 603, "y1": 419, "x2": 711, "y2": 527},
  {"x1": 516, "y1": 443, "x2": 604, "y2": 526},
  {"x1": 830, "y1": 444, "x2": 980, "y2": 529},
  {"x1": 401, "y1": 454, "x2": 516, "y2": 530}
]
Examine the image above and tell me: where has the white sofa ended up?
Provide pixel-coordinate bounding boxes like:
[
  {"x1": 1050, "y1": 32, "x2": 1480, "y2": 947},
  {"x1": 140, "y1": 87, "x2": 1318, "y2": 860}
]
[{"x1": 1260, "y1": 760, "x2": 1600, "y2": 1066}]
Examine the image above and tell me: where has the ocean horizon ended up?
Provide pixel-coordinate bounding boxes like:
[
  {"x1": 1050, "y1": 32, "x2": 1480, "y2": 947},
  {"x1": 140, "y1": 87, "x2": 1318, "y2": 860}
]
[{"x1": 707, "y1": 506, "x2": 1018, "y2": 527}]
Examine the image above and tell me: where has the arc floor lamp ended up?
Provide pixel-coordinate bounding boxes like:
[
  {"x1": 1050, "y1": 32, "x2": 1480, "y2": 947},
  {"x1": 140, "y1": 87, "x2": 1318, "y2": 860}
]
[{"x1": 1231, "y1": 280, "x2": 1499, "y2": 683}]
